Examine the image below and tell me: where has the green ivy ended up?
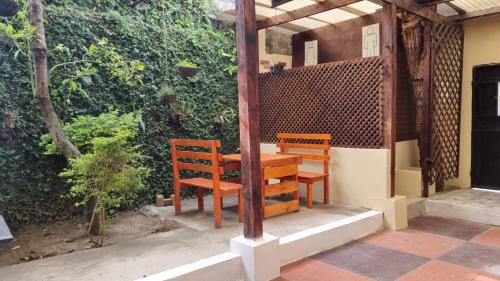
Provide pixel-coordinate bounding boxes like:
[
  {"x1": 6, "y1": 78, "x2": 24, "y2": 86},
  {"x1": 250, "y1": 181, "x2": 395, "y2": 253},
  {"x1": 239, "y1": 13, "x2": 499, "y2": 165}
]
[{"x1": 0, "y1": 0, "x2": 239, "y2": 227}]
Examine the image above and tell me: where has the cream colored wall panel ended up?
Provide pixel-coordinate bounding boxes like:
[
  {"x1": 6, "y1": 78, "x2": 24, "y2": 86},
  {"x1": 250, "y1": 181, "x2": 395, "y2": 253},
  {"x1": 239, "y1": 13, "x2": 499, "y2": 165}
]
[
  {"x1": 448, "y1": 15, "x2": 500, "y2": 189},
  {"x1": 260, "y1": 143, "x2": 391, "y2": 209}
]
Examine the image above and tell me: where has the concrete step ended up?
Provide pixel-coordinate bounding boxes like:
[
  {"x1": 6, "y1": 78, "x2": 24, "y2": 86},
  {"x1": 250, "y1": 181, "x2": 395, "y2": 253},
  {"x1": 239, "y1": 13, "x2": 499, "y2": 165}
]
[
  {"x1": 406, "y1": 197, "x2": 426, "y2": 220},
  {"x1": 425, "y1": 189, "x2": 500, "y2": 227},
  {"x1": 0, "y1": 215, "x2": 14, "y2": 250}
]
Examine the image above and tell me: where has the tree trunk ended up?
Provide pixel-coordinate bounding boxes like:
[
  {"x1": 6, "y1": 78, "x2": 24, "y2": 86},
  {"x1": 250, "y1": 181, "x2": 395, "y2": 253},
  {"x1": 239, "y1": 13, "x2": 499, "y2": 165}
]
[
  {"x1": 28, "y1": 0, "x2": 100, "y2": 235},
  {"x1": 0, "y1": 0, "x2": 19, "y2": 17},
  {"x1": 27, "y1": 0, "x2": 81, "y2": 160},
  {"x1": 85, "y1": 196, "x2": 101, "y2": 235}
]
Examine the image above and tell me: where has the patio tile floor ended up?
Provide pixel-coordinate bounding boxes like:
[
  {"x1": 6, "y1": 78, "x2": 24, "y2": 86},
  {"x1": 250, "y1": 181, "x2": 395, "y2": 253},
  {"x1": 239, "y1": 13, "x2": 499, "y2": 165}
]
[{"x1": 275, "y1": 216, "x2": 500, "y2": 281}]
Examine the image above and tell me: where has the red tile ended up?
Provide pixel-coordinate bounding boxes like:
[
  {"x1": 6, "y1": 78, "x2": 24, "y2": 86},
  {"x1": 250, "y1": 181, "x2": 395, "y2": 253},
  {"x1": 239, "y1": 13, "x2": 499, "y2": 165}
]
[
  {"x1": 397, "y1": 260, "x2": 480, "y2": 281},
  {"x1": 362, "y1": 229, "x2": 464, "y2": 258},
  {"x1": 471, "y1": 228, "x2": 500, "y2": 249},
  {"x1": 280, "y1": 258, "x2": 373, "y2": 281}
]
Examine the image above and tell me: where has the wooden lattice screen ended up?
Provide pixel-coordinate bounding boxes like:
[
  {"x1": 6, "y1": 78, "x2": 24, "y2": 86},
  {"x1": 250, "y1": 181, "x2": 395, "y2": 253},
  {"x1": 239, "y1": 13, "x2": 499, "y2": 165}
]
[
  {"x1": 429, "y1": 23, "x2": 464, "y2": 186},
  {"x1": 258, "y1": 57, "x2": 384, "y2": 148}
]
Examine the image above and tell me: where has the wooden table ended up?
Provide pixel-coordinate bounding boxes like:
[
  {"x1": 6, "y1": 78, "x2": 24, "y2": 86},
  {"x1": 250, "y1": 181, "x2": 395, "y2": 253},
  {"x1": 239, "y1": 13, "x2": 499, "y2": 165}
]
[{"x1": 223, "y1": 153, "x2": 303, "y2": 218}]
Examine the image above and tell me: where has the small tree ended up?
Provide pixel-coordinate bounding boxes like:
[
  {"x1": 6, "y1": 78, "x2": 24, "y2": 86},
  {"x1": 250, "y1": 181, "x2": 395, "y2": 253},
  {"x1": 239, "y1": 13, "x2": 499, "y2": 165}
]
[{"x1": 42, "y1": 111, "x2": 146, "y2": 245}]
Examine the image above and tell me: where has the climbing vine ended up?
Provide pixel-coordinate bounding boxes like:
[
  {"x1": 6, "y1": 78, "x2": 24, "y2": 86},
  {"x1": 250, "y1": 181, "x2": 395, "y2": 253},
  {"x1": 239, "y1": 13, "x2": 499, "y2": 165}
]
[{"x1": 0, "y1": 0, "x2": 239, "y2": 227}]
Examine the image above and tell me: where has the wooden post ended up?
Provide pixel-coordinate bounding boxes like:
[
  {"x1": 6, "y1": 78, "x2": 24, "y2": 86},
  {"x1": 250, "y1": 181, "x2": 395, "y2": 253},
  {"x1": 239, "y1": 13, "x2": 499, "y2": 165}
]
[
  {"x1": 382, "y1": 3, "x2": 397, "y2": 197},
  {"x1": 235, "y1": 0, "x2": 263, "y2": 239},
  {"x1": 421, "y1": 21, "x2": 432, "y2": 197}
]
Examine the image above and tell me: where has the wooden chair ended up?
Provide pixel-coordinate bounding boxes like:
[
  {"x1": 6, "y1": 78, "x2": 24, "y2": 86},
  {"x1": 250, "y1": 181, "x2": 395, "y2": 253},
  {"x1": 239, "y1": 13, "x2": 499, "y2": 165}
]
[
  {"x1": 170, "y1": 139, "x2": 243, "y2": 228},
  {"x1": 276, "y1": 133, "x2": 331, "y2": 209}
]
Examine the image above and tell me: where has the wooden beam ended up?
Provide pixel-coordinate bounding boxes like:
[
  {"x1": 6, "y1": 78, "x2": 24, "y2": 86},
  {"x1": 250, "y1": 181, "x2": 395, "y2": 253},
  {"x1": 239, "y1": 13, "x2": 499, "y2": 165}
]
[
  {"x1": 453, "y1": 7, "x2": 500, "y2": 21},
  {"x1": 271, "y1": 0, "x2": 294, "y2": 8},
  {"x1": 256, "y1": 1, "x2": 338, "y2": 27},
  {"x1": 235, "y1": 0, "x2": 264, "y2": 239},
  {"x1": 340, "y1": 6, "x2": 368, "y2": 17},
  {"x1": 446, "y1": 3, "x2": 466, "y2": 15},
  {"x1": 381, "y1": 3, "x2": 397, "y2": 197},
  {"x1": 255, "y1": 1, "x2": 347, "y2": 28},
  {"x1": 256, "y1": 0, "x2": 361, "y2": 30},
  {"x1": 413, "y1": 0, "x2": 452, "y2": 5},
  {"x1": 384, "y1": 0, "x2": 456, "y2": 25}
]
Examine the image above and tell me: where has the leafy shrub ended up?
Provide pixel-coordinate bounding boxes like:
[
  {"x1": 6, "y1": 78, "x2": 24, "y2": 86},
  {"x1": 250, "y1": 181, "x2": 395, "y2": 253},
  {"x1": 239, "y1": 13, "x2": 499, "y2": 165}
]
[
  {"x1": 40, "y1": 111, "x2": 140, "y2": 155},
  {"x1": 58, "y1": 112, "x2": 146, "y2": 245}
]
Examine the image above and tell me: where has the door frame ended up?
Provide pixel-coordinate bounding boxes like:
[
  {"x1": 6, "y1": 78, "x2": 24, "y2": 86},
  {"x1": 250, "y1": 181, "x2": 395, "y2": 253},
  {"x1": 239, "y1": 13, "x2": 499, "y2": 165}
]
[{"x1": 471, "y1": 64, "x2": 500, "y2": 190}]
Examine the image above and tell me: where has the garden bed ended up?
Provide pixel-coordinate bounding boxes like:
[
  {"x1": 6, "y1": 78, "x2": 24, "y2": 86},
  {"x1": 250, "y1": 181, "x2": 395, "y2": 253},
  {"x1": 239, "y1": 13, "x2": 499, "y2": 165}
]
[{"x1": 0, "y1": 211, "x2": 178, "y2": 267}]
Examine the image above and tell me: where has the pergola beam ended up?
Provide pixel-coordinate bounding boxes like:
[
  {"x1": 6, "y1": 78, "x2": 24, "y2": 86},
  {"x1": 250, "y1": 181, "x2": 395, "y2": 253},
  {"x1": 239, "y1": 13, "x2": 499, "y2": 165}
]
[
  {"x1": 447, "y1": 2, "x2": 466, "y2": 15},
  {"x1": 257, "y1": 0, "x2": 455, "y2": 31},
  {"x1": 452, "y1": 7, "x2": 500, "y2": 21},
  {"x1": 235, "y1": 0, "x2": 264, "y2": 239},
  {"x1": 387, "y1": 0, "x2": 456, "y2": 25},
  {"x1": 271, "y1": 0, "x2": 294, "y2": 8},
  {"x1": 255, "y1": 1, "x2": 338, "y2": 27},
  {"x1": 257, "y1": 0, "x2": 362, "y2": 30},
  {"x1": 413, "y1": 0, "x2": 451, "y2": 5}
]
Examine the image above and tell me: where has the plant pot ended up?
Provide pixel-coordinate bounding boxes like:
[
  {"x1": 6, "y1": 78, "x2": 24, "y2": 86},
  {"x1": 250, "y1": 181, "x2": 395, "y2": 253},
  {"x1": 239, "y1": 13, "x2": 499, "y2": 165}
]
[
  {"x1": 177, "y1": 66, "x2": 199, "y2": 78},
  {"x1": 270, "y1": 63, "x2": 285, "y2": 74},
  {"x1": 163, "y1": 93, "x2": 177, "y2": 105},
  {"x1": 213, "y1": 117, "x2": 222, "y2": 134},
  {"x1": 169, "y1": 112, "x2": 182, "y2": 129}
]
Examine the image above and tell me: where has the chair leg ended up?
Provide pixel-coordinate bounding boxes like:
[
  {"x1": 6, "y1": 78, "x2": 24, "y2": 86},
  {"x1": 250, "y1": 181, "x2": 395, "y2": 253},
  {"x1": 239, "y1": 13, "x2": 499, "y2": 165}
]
[
  {"x1": 221, "y1": 197, "x2": 224, "y2": 209},
  {"x1": 238, "y1": 190, "x2": 243, "y2": 223},
  {"x1": 307, "y1": 183, "x2": 313, "y2": 209},
  {"x1": 213, "y1": 194, "x2": 222, "y2": 228},
  {"x1": 261, "y1": 177, "x2": 266, "y2": 219},
  {"x1": 324, "y1": 176, "x2": 329, "y2": 205},
  {"x1": 292, "y1": 184, "x2": 299, "y2": 200},
  {"x1": 197, "y1": 187, "x2": 204, "y2": 211},
  {"x1": 174, "y1": 183, "x2": 181, "y2": 215}
]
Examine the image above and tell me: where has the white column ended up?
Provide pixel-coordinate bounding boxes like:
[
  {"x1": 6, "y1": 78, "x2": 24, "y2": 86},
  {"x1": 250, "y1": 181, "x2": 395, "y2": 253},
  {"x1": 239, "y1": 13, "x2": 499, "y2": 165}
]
[{"x1": 230, "y1": 233, "x2": 280, "y2": 281}]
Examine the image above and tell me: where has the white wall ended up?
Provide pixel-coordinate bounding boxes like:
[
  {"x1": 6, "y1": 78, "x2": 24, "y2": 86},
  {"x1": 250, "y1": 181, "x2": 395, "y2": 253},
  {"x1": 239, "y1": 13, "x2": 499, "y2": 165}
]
[{"x1": 260, "y1": 143, "x2": 391, "y2": 209}]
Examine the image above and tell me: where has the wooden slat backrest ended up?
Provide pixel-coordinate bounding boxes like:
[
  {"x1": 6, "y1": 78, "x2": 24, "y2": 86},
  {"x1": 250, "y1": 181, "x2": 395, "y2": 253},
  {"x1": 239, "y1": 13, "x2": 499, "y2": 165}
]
[
  {"x1": 276, "y1": 133, "x2": 331, "y2": 175},
  {"x1": 170, "y1": 139, "x2": 224, "y2": 184},
  {"x1": 277, "y1": 133, "x2": 331, "y2": 140}
]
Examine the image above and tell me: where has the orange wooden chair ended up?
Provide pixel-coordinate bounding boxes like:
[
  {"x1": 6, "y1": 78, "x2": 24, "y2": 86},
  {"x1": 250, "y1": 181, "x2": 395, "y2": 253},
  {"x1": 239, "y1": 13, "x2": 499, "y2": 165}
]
[
  {"x1": 170, "y1": 139, "x2": 243, "y2": 228},
  {"x1": 276, "y1": 133, "x2": 331, "y2": 209}
]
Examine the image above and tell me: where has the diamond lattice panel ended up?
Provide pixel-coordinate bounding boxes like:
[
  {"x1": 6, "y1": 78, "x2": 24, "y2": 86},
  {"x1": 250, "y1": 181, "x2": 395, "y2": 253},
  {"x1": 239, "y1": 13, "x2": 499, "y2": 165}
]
[
  {"x1": 430, "y1": 23, "x2": 463, "y2": 184},
  {"x1": 259, "y1": 57, "x2": 385, "y2": 148}
]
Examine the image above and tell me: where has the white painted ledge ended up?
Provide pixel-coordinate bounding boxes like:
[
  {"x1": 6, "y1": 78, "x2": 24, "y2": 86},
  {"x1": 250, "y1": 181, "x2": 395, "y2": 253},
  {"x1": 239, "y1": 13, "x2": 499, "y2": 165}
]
[
  {"x1": 136, "y1": 252, "x2": 243, "y2": 281},
  {"x1": 136, "y1": 210, "x2": 383, "y2": 281},
  {"x1": 279, "y1": 210, "x2": 383, "y2": 266}
]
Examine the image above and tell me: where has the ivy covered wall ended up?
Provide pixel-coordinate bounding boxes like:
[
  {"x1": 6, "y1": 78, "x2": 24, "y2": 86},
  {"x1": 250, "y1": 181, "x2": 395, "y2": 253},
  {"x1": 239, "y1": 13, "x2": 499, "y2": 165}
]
[{"x1": 0, "y1": 0, "x2": 239, "y2": 226}]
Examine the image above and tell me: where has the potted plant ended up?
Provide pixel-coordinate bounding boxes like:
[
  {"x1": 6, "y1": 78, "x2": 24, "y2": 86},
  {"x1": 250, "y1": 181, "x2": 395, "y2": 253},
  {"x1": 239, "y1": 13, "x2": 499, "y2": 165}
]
[
  {"x1": 213, "y1": 108, "x2": 236, "y2": 135},
  {"x1": 156, "y1": 86, "x2": 176, "y2": 105},
  {"x1": 176, "y1": 60, "x2": 199, "y2": 78},
  {"x1": 270, "y1": 63, "x2": 285, "y2": 74},
  {"x1": 168, "y1": 100, "x2": 198, "y2": 130}
]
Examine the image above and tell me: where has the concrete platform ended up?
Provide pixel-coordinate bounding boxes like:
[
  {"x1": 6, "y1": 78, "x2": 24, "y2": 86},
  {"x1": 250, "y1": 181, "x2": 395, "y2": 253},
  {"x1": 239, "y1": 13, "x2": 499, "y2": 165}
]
[
  {"x1": 0, "y1": 196, "x2": 368, "y2": 281},
  {"x1": 0, "y1": 215, "x2": 13, "y2": 250},
  {"x1": 426, "y1": 188, "x2": 500, "y2": 227}
]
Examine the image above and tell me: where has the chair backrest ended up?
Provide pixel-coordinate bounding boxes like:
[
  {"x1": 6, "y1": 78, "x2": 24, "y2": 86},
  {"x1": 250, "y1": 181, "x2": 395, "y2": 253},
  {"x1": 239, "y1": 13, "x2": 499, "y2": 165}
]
[
  {"x1": 276, "y1": 133, "x2": 331, "y2": 175},
  {"x1": 170, "y1": 139, "x2": 224, "y2": 183}
]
